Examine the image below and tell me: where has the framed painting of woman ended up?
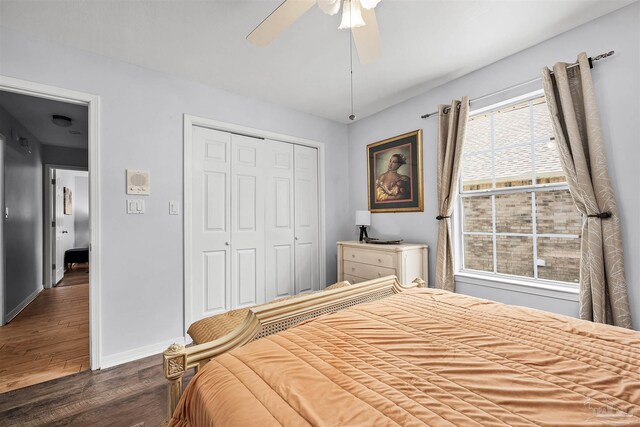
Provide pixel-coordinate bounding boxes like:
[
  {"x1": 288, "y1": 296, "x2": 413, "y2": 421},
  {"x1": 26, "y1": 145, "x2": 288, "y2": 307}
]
[{"x1": 367, "y1": 130, "x2": 423, "y2": 213}]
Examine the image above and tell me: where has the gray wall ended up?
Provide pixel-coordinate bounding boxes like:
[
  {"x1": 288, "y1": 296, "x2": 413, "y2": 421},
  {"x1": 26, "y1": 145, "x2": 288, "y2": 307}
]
[
  {"x1": 347, "y1": 4, "x2": 639, "y2": 329},
  {"x1": 0, "y1": 26, "x2": 351, "y2": 360},
  {"x1": 74, "y1": 175, "x2": 89, "y2": 248},
  {"x1": 42, "y1": 145, "x2": 88, "y2": 168},
  {"x1": 0, "y1": 104, "x2": 43, "y2": 319}
]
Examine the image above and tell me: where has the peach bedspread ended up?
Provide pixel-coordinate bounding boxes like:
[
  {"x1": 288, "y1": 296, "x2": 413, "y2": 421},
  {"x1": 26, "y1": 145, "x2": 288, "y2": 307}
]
[{"x1": 169, "y1": 289, "x2": 640, "y2": 426}]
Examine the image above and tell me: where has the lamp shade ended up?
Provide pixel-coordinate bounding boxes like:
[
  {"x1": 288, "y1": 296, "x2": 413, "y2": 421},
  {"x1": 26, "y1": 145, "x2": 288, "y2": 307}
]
[{"x1": 355, "y1": 210, "x2": 371, "y2": 226}]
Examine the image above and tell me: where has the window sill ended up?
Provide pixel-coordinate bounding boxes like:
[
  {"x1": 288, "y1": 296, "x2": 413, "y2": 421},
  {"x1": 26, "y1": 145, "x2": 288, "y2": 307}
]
[{"x1": 454, "y1": 271, "x2": 579, "y2": 302}]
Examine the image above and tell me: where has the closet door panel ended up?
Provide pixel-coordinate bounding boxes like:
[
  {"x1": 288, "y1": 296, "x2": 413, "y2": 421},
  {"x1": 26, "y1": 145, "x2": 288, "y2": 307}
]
[
  {"x1": 203, "y1": 251, "x2": 227, "y2": 312},
  {"x1": 192, "y1": 126, "x2": 231, "y2": 321},
  {"x1": 295, "y1": 242, "x2": 313, "y2": 293},
  {"x1": 265, "y1": 141, "x2": 295, "y2": 301},
  {"x1": 294, "y1": 145, "x2": 319, "y2": 294},
  {"x1": 274, "y1": 245, "x2": 293, "y2": 296},
  {"x1": 205, "y1": 172, "x2": 226, "y2": 231},
  {"x1": 236, "y1": 248, "x2": 257, "y2": 306},
  {"x1": 231, "y1": 134, "x2": 265, "y2": 309}
]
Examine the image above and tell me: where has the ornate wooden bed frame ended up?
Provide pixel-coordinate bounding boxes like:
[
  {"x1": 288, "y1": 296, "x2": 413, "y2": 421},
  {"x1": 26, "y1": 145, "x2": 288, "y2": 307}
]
[{"x1": 162, "y1": 275, "x2": 426, "y2": 418}]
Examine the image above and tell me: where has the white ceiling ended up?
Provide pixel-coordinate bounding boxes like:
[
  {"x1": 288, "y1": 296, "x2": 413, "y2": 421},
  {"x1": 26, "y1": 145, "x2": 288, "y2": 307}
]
[
  {"x1": 0, "y1": 90, "x2": 88, "y2": 149},
  {"x1": 0, "y1": 0, "x2": 634, "y2": 123}
]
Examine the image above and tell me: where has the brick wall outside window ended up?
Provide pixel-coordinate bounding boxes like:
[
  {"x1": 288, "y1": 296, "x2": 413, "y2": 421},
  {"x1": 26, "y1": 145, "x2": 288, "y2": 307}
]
[{"x1": 459, "y1": 94, "x2": 581, "y2": 285}]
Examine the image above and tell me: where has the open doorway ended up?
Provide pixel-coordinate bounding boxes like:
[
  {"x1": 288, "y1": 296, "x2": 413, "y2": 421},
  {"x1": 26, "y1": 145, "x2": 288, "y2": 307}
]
[
  {"x1": 0, "y1": 88, "x2": 92, "y2": 392},
  {"x1": 45, "y1": 166, "x2": 89, "y2": 289}
]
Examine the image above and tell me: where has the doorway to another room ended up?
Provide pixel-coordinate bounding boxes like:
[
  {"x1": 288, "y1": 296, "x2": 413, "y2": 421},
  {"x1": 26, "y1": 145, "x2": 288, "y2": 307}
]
[
  {"x1": 46, "y1": 167, "x2": 90, "y2": 289},
  {"x1": 0, "y1": 88, "x2": 92, "y2": 393}
]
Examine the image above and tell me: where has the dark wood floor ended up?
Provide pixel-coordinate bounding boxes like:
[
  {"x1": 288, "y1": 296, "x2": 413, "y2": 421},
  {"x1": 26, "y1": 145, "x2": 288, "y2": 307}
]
[
  {"x1": 0, "y1": 353, "x2": 190, "y2": 426},
  {"x1": 0, "y1": 283, "x2": 89, "y2": 393},
  {"x1": 56, "y1": 263, "x2": 89, "y2": 288}
]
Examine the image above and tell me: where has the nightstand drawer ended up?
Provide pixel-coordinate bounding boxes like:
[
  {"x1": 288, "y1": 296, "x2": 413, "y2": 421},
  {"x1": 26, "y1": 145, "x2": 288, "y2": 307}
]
[
  {"x1": 343, "y1": 273, "x2": 367, "y2": 284},
  {"x1": 343, "y1": 247, "x2": 395, "y2": 269},
  {"x1": 343, "y1": 261, "x2": 395, "y2": 280}
]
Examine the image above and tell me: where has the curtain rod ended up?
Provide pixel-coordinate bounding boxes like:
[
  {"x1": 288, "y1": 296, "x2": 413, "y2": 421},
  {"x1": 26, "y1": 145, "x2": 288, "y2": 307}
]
[{"x1": 420, "y1": 50, "x2": 615, "y2": 119}]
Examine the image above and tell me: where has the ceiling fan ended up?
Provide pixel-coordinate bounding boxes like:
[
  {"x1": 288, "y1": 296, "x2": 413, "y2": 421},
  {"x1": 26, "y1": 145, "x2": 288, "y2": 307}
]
[{"x1": 247, "y1": 0, "x2": 382, "y2": 64}]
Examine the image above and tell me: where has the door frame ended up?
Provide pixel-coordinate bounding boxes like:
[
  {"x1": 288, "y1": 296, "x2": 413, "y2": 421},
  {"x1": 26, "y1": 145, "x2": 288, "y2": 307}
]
[
  {"x1": 0, "y1": 133, "x2": 5, "y2": 325},
  {"x1": 44, "y1": 165, "x2": 89, "y2": 289},
  {"x1": 182, "y1": 114, "x2": 327, "y2": 336},
  {"x1": 0, "y1": 75, "x2": 102, "y2": 369}
]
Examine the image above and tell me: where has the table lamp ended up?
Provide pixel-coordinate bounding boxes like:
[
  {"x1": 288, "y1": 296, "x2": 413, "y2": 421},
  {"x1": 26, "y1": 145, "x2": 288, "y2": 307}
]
[{"x1": 355, "y1": 210, "x2": 371, "y2": 242}]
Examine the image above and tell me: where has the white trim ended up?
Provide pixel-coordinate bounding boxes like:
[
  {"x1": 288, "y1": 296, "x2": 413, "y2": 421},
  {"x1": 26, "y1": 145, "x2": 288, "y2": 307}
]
[
  {"x1": 183, "y1": 118, "x2": 192, "y2": 336},
  {"x1": 455, "y1": 272, "x2": 579, "y2": 302},
  {"x1": 100, "y1": 336, "x2": 186, "y2": 369},
  {"x1": 469, "y1": 89, "x2": 544, "y2": 117},
  {"x1": 0, "y1": 133, "x2": 5, "y2": 325},
  {"x1": 462, "y1": 231, "x2": 580, "y2": 239},
  {"x1": 456, "y1": 90, "x2": 580, "y2": 290},
  {"x1": 182, "y1": 114, "x2": 327, "y2": 336},
  {"x1": 0, "y1": 75, "x2": 102, "y2": 370},
  {"x1": 44, "y1": 164, "x2": 88, "y2": 289},
  {"x1": 6, "y1": 286, "x2": 43, "y2": 322},
  {"x1": 460, "y1": 182, "x2": 569, "y2": 197}
]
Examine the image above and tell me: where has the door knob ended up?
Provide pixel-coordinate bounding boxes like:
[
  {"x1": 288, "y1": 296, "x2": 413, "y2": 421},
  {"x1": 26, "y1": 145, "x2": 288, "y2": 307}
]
[
  {"x1": 295, "y1": 237, "x2": 299, "y2": 240},
  {"x1": 225, "y1": 242, "x2": 230, "y2": 246}
]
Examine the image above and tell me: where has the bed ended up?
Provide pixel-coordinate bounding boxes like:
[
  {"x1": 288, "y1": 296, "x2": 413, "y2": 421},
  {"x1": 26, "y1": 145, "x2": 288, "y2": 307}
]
[
  {"x1": 64, "y1": 247, "x2": 89, "y2": 270},
  {"x1": 163, "y1": 276, "x2": 640, "y2": 426}
]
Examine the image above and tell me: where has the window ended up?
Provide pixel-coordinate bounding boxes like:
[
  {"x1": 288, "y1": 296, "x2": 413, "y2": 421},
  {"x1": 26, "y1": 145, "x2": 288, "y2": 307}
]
[{"x1": 458, "y1": 93, "x2": 581, "y2": 285}]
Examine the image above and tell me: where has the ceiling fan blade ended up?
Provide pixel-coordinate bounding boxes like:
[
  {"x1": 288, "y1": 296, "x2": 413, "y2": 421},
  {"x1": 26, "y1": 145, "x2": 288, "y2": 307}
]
[
  {"x1": 351, "y1": 7, "x2": 382, "y2": 64},
  {"x1": 247, "y1": 0, "x2": 316, "y2": 46}
]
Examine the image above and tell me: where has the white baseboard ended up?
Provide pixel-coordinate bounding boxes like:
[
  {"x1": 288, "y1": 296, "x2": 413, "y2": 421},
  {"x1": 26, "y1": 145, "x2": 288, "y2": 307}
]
[
  {"x1": 99, "y1": 336, "x2": 186, "y2": 369},
  {"x1": 6, "y1": 286, "x2": 43, "y2": 323}
]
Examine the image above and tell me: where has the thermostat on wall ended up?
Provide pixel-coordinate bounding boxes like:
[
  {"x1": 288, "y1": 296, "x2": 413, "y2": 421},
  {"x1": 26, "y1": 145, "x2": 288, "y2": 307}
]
[{"x1": 126, "y1": 169, "x2": 150, "y2": 195}]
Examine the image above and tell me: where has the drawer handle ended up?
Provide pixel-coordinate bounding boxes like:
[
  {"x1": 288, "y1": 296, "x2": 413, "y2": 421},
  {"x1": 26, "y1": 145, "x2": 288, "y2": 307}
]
[
  {"x1": 352, "y1": 254, "x2": 355, "y2": 258},
  {"x1": 352, "y1": 267, "x2": 355, "y2": 272},
  {"x1": 378, "y1": 272, "x2": 382, "y2": 277},
  {"x1": 378, "y1": 258, "x2": 382, "y2": 263}
]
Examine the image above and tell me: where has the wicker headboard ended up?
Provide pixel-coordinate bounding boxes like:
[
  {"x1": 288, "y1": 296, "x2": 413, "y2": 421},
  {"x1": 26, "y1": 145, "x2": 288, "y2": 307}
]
[{"x1": 162, "y1": 275, "x2": 426, "y2": 419}]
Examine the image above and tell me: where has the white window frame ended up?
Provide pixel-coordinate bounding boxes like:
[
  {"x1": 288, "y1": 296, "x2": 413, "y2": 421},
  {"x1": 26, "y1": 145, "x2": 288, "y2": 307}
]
[{"x1": 453, "y1": 90, "x2": 579, "y2": 299}]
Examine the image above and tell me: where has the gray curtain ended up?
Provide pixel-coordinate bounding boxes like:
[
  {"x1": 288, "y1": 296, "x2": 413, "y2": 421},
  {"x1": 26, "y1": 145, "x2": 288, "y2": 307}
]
[
  {"x1": 542, "y1": 53, "x2": 632, "y2": 328},
  {"x1": 435, "y1": 97, "x2": 469, "y2": 291}
]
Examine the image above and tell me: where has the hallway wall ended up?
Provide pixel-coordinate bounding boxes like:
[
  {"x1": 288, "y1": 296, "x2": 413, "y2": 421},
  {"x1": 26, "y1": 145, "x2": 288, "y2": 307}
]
[{"x1": 0, "y1": 104, "x2": 44, "y2": 320}]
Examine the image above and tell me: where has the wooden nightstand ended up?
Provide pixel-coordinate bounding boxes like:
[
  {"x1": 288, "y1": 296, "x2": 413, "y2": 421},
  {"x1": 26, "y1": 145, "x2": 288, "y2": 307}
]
[{"x1": 337, "y1": 241, "x2": 428, "y2": 286}]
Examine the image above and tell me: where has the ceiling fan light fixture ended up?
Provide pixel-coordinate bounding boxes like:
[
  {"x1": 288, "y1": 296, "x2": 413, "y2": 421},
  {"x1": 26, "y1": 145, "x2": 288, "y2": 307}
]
[
  {"x1": 359, "y1": 0, "x2": 381, "y2": 10},
  {"x1": 339, "y1": 0, "x2": 366, "y2": 29},
  {"x1": 52, "y1": 114, "x2": 73, "y2": 127},
  {"x1": 317, "y1": 0, "x2": 341, "y2": 15}
]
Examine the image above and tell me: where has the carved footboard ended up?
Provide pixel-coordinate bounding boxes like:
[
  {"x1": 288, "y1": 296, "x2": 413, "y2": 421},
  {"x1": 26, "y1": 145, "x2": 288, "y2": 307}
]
[{"x1": 163, "y1": 275, "x2": 426, "y2": 419}]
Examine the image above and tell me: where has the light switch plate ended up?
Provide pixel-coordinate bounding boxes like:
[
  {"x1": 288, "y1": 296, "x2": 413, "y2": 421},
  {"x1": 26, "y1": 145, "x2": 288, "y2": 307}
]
[
  {"x1": 126, "y1": 199, "x2": 145, "y2": 214},
  {"x1": 169, "y1": 201, "x2": 180, "y2": 215},
  {"x1": 126, "y1": 169, "x2": 150, "y2": 195}
]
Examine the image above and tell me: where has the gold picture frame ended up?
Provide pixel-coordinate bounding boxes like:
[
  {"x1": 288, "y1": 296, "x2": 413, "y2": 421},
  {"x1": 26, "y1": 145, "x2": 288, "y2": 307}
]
[{"x1": 367, "y1": 130, "x2": 423, "y2": 213}]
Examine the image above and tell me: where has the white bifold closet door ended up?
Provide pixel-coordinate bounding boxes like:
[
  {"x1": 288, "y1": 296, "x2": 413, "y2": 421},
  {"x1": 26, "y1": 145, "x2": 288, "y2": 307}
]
[
  {"x1": 191, "y1": 126, "x2": 231, "y2": 318},
  {"x1": 190, "y1": 126, "x2": 318, "y2": 324},
  {"x1": 265, "y1": 140, "x2": 295, "y2": 301},
  {"x1": 293, "y1": 145, "x2": 319, "y2": 294},
  {"x1": 230, "y1": 134, "x2": 265, "y2": 309}
]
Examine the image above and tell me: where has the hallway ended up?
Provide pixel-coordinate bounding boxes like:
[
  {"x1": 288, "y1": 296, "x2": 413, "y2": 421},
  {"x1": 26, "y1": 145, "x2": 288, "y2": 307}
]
[{"x1": 0, "y1": 282, "x2": 89, "y2": 393}]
